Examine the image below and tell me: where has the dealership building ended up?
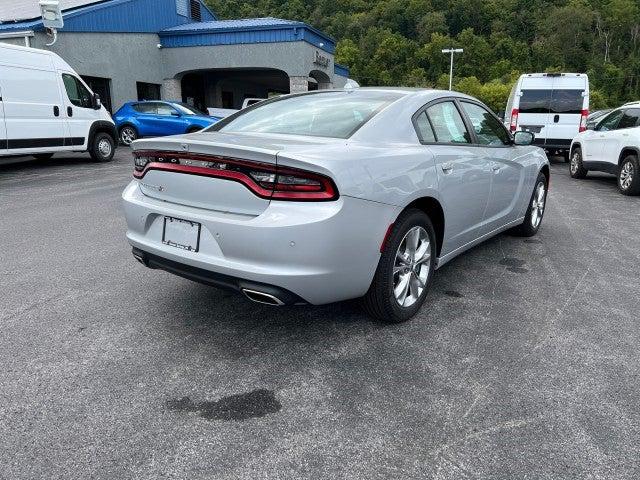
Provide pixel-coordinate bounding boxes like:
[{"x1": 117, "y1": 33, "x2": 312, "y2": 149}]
[{"x1": 0, "y1": 0, "x2": 351, "y2": 113}]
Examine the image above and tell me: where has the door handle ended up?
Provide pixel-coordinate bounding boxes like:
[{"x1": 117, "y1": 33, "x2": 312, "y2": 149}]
[
  {"x1": 67, "y1": 106, "x2": 73, "y2": 117},
  {"x1": 441, "y1": 162, "x2": 454, "y2": 172},
  {"x1": 53, "y1": 106, "x2": 59, "y2": 117},
  {"x1": 553, "y1": 114, "x2": 560, "y2": 123}
]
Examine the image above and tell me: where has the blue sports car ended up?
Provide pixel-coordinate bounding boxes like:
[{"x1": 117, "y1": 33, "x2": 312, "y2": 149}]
[{"x1": 113, "y1": 101, "x2": 221, "y2": 145}]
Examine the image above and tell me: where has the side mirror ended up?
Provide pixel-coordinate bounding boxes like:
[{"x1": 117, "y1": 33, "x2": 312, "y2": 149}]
[
  {"x1": 513, "y1": 130, "x2": 535, "y2": 146},
  {"x1": 92, "y1": 93, "x2": 102, "y2": 110},
  {"x1": 586, "y1": 121, "x2": 595, "y2": 130},
  {"x1": 171, "y1": 111, "x2": 181, "y2": 117}
]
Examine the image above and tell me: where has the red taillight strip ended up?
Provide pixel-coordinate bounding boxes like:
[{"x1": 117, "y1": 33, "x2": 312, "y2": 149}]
[{"x1": 133, "y1": 151, "x2": 338, "y2": 201}]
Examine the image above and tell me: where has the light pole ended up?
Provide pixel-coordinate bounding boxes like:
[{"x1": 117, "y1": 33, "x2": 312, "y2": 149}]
[{"x1": 441, "y1": 48, "x2": 463, "y2": 91}]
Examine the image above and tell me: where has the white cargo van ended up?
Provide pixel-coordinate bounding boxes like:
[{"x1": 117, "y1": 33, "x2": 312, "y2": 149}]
[
  {"x1": 505, "y1": 73, "x2": 589, "y2": 160},
  {"x1": 0, "y1": 43, "x2": 116, "y2": 162}
]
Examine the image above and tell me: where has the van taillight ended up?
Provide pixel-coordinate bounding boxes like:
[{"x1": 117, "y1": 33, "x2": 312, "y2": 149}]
[
  {"x1": 132, "y1": 151, "x2": 338, "y2": 201},
  {"x1": 510, "y1": 108, "x2": 519, "y2": 133},
  {"x1": 579, "y1": 109, "x2": 589, "y2": 132}
]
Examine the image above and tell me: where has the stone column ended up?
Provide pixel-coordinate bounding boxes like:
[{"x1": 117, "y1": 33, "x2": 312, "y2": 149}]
[
  {"x1": 289, "y1": 76, "x2": 309, "y2": 93},
  {"x1": 161, "y1": 78, "x2": 182, "y2": 101}
]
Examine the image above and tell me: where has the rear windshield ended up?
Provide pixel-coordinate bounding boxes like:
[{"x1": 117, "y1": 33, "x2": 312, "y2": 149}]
[
  {"x1": 519, "y1": 89, "x2": 584, "y2": 114},
  {"x1": 211, "y1": 91, "x2": 404, "y2": 139}
]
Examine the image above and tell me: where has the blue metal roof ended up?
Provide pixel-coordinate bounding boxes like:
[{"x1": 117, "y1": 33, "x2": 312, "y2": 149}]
[
  {"x1": 159, "y1": 17, "x2": 336, "y2": 54},
  {"x1": 0, "y1": 0, "x2": 216, "y2": 32},
  {"x1": 334, "y1": 64, "x2": 350, "y2": 78}
]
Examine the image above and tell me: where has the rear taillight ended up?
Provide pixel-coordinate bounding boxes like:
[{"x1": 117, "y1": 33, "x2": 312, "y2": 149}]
[
  {"x1": 133, "y1": 151, "x2": 338, "y2": 201},
  {"x1": 579, "y1": 109, "x2": 589, "y2": 132},
  {"x1": 510, "y1": 108, "x2": 519, "y2": 133}
]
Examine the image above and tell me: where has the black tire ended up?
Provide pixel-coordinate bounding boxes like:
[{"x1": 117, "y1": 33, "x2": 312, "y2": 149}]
[
  {"x1": 569, "y1": 147, "x2": 588, "y2": 179},
  {"x1": 511, "y1": 172, "x2": 548, "y2": 237},
  {"x1": 618, "y1": 154, "x2": 640, "y2": 196},
  {"x1": 119, "y1": 125, "x2": 138, "y2": 146},
  {"x1": 32, "y1": 153, "x2": 54, "y2": 161},
  {"x1": 362, "y1": 209, "x2": 437, "y2": 323},
  {"x1": 89, "y1": 132, "x2": 115, "y2": 162}
]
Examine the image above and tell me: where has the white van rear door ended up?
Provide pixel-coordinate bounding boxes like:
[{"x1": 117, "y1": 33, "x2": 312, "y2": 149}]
[
  {"x1": 0, "y1": 61, "x2": 67, "y2": 155},
  {"x1": 517, "y1": 87, "x2": 551, "y2": 146},
  {"x1": 0, "y1": 85, "x2": 7, "y2": 151},
  {"x1": 548, "y1": 76, "x2": 586, "y2": 147}
]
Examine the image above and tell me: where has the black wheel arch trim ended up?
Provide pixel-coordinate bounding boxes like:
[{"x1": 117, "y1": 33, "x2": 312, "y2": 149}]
[
  {"x1": 618, "y1": 147, "x2": 640, "y2": 165},
  {"x1": 88, "y1": 121, "x2": 117, "y2": 147}
]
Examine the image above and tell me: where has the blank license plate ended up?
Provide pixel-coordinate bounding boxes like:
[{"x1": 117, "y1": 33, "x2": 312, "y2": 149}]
[{"x1": 162, "y1": 216, "x2": 201, "y2": 252}]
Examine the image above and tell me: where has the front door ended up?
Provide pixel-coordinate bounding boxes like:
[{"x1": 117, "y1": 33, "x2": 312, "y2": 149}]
[
  {"x1": 459, "y1": 100, "x2": 524, "y2": 229},
  {"x1": 418, "y1": 100, "x2": 492, "y2": 253},
  {"x1": 61, "y1": 72, "x2": 96, "y2": 149},
  {"x1": 588, "y1": 109, "x2": 624, "y2": 163}
]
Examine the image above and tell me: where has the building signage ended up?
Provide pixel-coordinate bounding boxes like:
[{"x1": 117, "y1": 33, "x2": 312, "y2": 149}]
[{"x1": 313, "y1": 50, "x2": 330, "y2": 69}]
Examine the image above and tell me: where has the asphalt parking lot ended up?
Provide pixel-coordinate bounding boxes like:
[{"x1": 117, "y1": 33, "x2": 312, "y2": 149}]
[{"x1": 1, "y1": 149, "x2": 640, "y2": 479}]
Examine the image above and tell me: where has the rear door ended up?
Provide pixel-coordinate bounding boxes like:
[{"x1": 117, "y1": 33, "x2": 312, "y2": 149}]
[
  {"x1": 417, "y1": 100, "x2": 492, "y2": 252},
  {"x1": 517, "y1": 87, "x2": 551, "y2": 146},
  {"x1": 0, "y1": 85, "x2": 7, "y2": 151},
  {"x1": 588, "y1": 109, "x2": 624, "y2": 163},
  {"x1": 548, "y1": 76, "x2": 586, "y2": 148},
  {"x1": 1, "y1": 56, "x2": 67, "y2": 155}
]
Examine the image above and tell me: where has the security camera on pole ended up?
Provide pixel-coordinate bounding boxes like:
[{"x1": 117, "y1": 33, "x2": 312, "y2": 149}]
[
  {"x1": 441, "y1": 48, "x2": 463, "y2": 91},
  {"x1": 39, "y1": 0, "x2": 64, "y2": 46}
]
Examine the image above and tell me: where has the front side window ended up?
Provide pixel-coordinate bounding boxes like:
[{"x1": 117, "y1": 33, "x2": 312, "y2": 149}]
[
  {"x1": 618, "y1": 108, "x2": 640, "y2": 129},
  {"x1": 519, "y1": 89, "x2": 551, "y2": 114},
  {"x1": 425, "y1": 101, "x2": 471, "y2": 144},
  {"x1": 460, "y1": 102, "x2": 510, "y2": 146},
  {"x1": 213, "y1": 91, "x2": 403, "y2": 139},
  {"x1": 156, "y1": 103, "x2": 178, "y2": 116},
  {"x1": 597, "y1": 110, "x2": 624, "y2": 131},
  {"x1": 62, "y1": 74, "x2": 92, "y2": 109}
]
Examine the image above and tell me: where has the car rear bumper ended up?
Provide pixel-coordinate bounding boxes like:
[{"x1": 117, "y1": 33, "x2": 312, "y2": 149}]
[{"x1": 122, "y1": 181, "x2": 398, "y2": 305}]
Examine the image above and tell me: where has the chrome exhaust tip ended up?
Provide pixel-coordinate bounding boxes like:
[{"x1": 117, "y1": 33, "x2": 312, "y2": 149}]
[
  {"x1": 242, "y1": 289, "x2": 285, "y2": 306},
  {"x1": 132, "y1": 250, "x2": 146, "y2": 265}
]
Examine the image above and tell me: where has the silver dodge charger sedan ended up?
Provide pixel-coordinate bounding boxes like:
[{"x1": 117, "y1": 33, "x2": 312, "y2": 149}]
[{"x1": 122, "y1": 88, "x2": 549, "y2": 323}]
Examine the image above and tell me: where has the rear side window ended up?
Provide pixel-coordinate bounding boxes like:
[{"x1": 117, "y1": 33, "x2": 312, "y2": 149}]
[
  {"x1": 133, "y1": 103, "x2": 156, "y2": 114},
  {"x1": 519, "y1": 90, "x2": 551, "y2": 114},
  {"x1": 460, "y1": 102, "x2": 510, "y2": 146},
  {"x1": 550, "y1": 90, "x2": 584, "y2": 114},
  {"x1": 156, "y1": 103, "x2": 177, "y2": 116},
  {"x1": 62, "y1": 74, "x2": 92, "y2": 109},
  {"x1": 425, "y1": 102, "x2": 471, "y2": 144},
  {"x1": 414, "y1": 111, "x2": 436, "y2": 142},
  {"x1": 618, "y1": 109, "x2": 640, "y2": 129}
]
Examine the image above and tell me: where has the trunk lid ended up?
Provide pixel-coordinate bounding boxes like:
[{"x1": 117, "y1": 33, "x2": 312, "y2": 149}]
[{"x1": 132, "y1": 132, "x2": 335, "y2": 215}]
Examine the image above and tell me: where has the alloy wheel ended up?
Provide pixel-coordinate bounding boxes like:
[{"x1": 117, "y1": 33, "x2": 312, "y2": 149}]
[
  {"x1": 121, "y1": 128, "x2": 136, "y2": 145},
  {"x1": 570, "y1": 152, "x2": 579, "y2": 175},
  {"x1": 530, "y1": 181, "x2": 546, "y2": 228},
  {"x1": 393, "y1": 226, "x2": 431, "y2": 307},
  {"x1": 620, "y1": 161, "x2": 634, "y2": 191}
]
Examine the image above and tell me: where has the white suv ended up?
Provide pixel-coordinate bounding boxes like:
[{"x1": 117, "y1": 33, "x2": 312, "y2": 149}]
[{"x1": 569, "y1": 103, "x2": 640, "y2": 195}]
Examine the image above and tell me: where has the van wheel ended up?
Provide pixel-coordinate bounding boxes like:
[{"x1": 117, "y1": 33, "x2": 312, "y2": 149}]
[
  {"x1": 569, "y1": 147, "x2": 588, "y2": 179},
  {"x1": 119, "y1": 126, "x2": 138, "y2": 146},
  {"x1": 33, "y1": 153, "x2": 54, "y2": 161},
  {"x1": 511, "y1": 172, "x2": 547, "y2": 237},
  {"x1": 618, "y1": 155, "x2": 640, "y2": 196},
  {"x1": 90, "y1": 132, "x2": 115, "y2": 162},
  {"x1": 362, "y1": 209, "x2": 436, "y2": 323}
]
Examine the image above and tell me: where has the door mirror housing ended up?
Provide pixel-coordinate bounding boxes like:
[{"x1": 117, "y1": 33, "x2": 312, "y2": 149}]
[
  {"x1": 92, "y1": 93, "x2": 102, "y2": 110},
  {"x1": 171, "y1": 111, "x2": 181, "y2": 117},
  {"x1": 585, "y1": 121, "x2": 595, "y2": 130},
  {"x1": 513, "y1": 130, "x2": 535, "y2": 146}
]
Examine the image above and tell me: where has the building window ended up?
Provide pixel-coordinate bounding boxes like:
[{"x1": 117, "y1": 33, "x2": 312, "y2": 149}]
[
  {"x1": 82, "y1": 76, "x2": 113, "y2": 113},
  {"x1": 190, "y1": 0, "x2": 201, "y2": 21},
  {"x1": 137, "y1": 82, "x2": 161, "y2": 101},
  {"x1": 175, "y1": 0, "x2": 188, "y2": 17}
]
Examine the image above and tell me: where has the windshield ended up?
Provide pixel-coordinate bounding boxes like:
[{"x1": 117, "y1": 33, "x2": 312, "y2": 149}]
[
  {"x1": 210, "y1": 91, "x2": 404, "y2": 139},
  {"x1": 174, "y1": 103, "x2": 208, "y2": 116}
]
